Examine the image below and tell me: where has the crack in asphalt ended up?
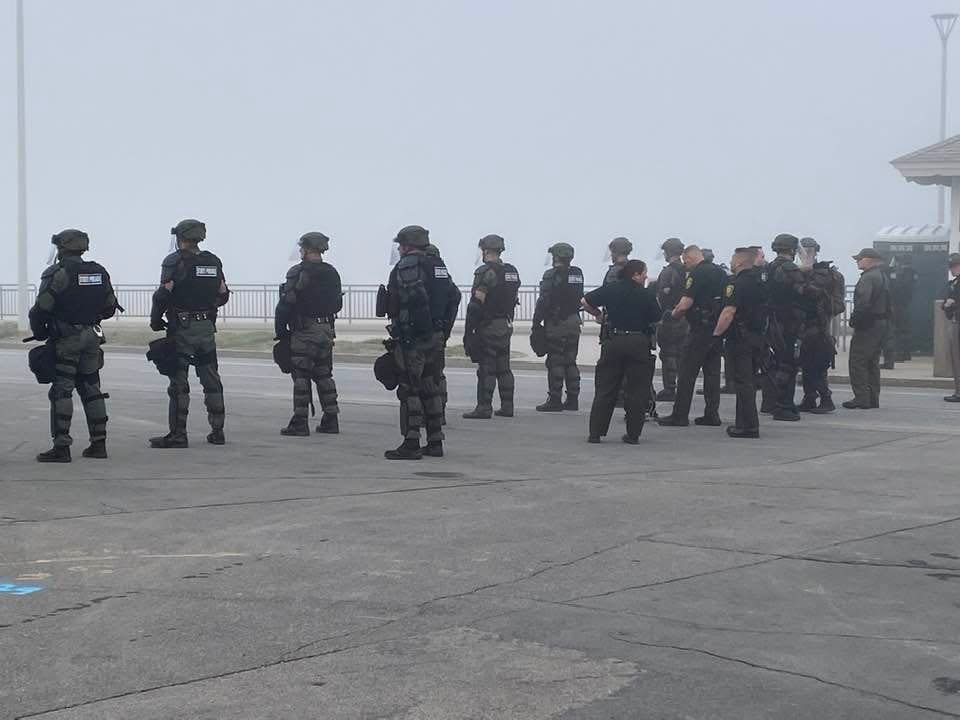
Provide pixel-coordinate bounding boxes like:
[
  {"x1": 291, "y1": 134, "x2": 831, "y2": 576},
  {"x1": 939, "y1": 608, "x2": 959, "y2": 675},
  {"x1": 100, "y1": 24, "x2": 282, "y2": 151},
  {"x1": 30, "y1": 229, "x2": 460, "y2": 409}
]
[
  {"x1": 530, "y1": 599, "x2": 960, "y2": 647},
  {"x1": 12, "y1": 607, "x2": 525, "y2": 719},
  {"x1": 609, "y1": 633, "x2": 960, "y2": 718},
  {"x1": 415, "y1": 539, "x2": 641, "y2": 610},
  {"x1": 12, "y1": 639, "x2": 383, "y2": 719}
]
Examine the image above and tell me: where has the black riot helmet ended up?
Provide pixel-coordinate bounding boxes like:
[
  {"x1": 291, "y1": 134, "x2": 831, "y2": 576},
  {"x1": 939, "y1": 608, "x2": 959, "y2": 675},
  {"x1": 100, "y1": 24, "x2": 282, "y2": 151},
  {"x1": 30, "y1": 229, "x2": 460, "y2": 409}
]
[
  {"x1": 171, "y1": 219, "x2": 207, "y2": 242},
  {"x1": 51, "y1": 229, "x2": 90, "y2": 254},
  {"x1": 299, "y1": 232, "x2": 330, "y2": 253},
  {"x1": 661, "y1": 237, "x2": 684, "y2": 258},
  {"x1": 608, "y1": 237, "x2": 633, "y2": 256},
  {"x1": 394, "y1": 225, "x2": 430, "y2": 249},
  {"x1": 479, "y1": 234, "x2": 506, "y2": 252},
  {"x1": 772, "y1": 234, "x2": 800, "y2": 253}
]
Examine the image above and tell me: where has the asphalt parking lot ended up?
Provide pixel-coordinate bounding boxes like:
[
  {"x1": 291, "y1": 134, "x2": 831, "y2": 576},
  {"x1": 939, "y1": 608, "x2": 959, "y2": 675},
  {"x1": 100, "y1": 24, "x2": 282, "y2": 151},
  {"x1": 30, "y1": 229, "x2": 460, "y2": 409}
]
[{"x1": 2, "y1": 347, "x2": 960, "y2": 719}]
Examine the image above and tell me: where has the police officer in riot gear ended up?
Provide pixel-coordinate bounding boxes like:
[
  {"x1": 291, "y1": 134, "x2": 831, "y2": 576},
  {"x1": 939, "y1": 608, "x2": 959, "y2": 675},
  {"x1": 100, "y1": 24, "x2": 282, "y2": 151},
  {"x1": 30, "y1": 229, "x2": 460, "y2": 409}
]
[
  {"x1": 533, "y1": 242, "x2": 584, "y2": 412},
  {"x1": 655, "y1": 238, "x2": 689, "y2": 401},
  {"x1": 384, "y1": 225, "x2": 455, "y2": 459},
  {"x1": 713, "y1": 248, "x2": 767, "y2": 438},
  {"x1": 798, "y1": 237, "x2": 844, "y2": 413},
  {"x1": 29, "y1": 230, "x2": 120, "y2": 462},
  {"x1": 149, "y1": 219, "x2": 230, "y2": 448},
  {"x1": 604, "y1": 237, "x2": 633, "y2": 285},
  {"x1": 275, "y1": 232, "x2": 342, "y2": 437},
  {"x1": 658, "y1": 245, "x2": 726, "y2": 427},
  {"x1": 462, "y1": 235, "x2": 521, "y2": 419},
  {"x1": 425, "y1": 243, "x2": 463, "y2": 424},
  {"x1": 766, "y1": 233, "x2": 813, "y2": 422}
]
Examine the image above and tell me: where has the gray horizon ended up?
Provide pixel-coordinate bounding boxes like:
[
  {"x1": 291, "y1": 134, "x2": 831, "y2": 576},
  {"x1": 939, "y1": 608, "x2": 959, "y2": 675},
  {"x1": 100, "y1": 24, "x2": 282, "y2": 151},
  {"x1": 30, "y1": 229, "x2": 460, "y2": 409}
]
[{"x1": 1, "y1": 0, "x2": 957, "y2": 288}]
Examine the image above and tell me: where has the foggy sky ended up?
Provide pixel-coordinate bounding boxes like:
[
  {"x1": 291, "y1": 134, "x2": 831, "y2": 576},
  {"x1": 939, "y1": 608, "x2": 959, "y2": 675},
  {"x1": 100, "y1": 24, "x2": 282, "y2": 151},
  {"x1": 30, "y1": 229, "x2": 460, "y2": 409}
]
[{"x1": 1, "y1": 0, "x2": 957, "y2": 287}]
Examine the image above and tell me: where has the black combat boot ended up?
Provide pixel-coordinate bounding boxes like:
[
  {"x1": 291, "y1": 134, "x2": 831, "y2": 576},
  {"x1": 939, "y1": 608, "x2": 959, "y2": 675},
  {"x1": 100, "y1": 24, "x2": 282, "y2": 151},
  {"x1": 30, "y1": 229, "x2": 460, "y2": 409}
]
[
  {"x1": 798, "y1": 395, "x2": 818, "y2": 412},
  {"x1": 149, "y1": 434, "x2": 188, "y2": 449},
  {"x1": 422, "y1": 441, "x2": 444, "y2": 457},
  {"x1": 621, "y1": 434, "x2": 640, "y2": 445},
  {"x1": 281, "y1": 419, "x2": 310, "y2": 437},
  {"x1": 694, "y1": 414, "x2": 722, "y2": 426},
  {"x1": 944, "y1": 394, "x2": 960, "y2": 403},
  {"x1": 81, "y1": 441, "x2": 107, "y2": 459},
  {"x1": 726, "y1": 426, "x2": 759, "y2": 439},
  {"x1": 385, "y1": 439, "x2": 423, "y2": 460},
  {"x1": 494, "y1": 407, "x2": 514, "y2": 418},
  {"x1": 655, "y1": 388, "x2": 676, "y2": 402},
  {"x1": 810, "y1": 395, "x2": 835, "y2": 414},
  {"x1": 207, "y1": 430, "x2": 226, "y2": 445},
  {"x1": 37, "y1": 446, "x2": 71, "y2": 463},
  {"x1": 772, "y1": 409, "x2": 801, "y2": 422},
  {"x1": 562, "y1": 395, "x2": 579, "y2": 411},
  {"x1": 317, "y1": 413, "x2": 340, "y2": 434},
  {"x1": 536, "y1": 398, "x2": 564, "y2": 412},
  {"x1": 842, "y1": 399, "x2": 871, "y2": 409},
  {"x1": 657, "y1": 415, "x2": 689, "y2": 427},
  {"x1": 462, "y1": 408, "x2": 492, "y2": 419}
]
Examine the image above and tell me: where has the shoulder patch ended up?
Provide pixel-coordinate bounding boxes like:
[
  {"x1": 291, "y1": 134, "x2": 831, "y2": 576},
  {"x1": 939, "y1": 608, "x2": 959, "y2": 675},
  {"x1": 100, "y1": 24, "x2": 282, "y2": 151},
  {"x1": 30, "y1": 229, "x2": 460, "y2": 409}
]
[
  {"x1": 725, "y1": 284, "x2": 734, "y2": 298},
  {"x1": 434, "y1": 266, "x2": 449, "y2": 279},
  {"x1": 685, "y1": 276, "x2": 694, "y2": 289}
]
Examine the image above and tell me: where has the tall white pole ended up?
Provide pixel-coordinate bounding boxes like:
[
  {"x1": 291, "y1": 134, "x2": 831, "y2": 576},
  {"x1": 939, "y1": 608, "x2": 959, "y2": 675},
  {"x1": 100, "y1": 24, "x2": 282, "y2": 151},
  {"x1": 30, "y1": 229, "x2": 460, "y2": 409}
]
[
  {"x1": 16, "y1": 0, "x2": 29, "y2": 330},
  {"x1": 934, "y1": 14, "x2": 958, "y2": 225}
]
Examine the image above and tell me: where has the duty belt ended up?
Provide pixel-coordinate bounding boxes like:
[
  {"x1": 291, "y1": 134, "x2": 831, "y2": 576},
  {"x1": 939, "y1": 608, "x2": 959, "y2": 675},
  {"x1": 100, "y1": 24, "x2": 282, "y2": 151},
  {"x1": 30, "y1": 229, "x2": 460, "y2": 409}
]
[
  {"x1": 610, "y1": 328, "x2": 649, "y2": 336},
  {"x1": 176, "y1": 310, "x2": 213, "y2": 322},
  {"x1": 300, "y1": 315, "x2": 336, "y2": 325}
]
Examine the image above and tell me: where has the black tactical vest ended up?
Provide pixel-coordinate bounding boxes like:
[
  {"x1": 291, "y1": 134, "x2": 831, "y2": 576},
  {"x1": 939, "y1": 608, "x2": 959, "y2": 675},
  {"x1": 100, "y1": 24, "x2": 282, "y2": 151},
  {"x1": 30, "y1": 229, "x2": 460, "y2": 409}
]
[
  {"x1": 57, "y1": 261, "x2": 111, "y2": 326},
  {"x1": 296, "y1": 262, "x2": 342, "y2": 318},
  {"x1": 171, "y1": 251, "x2": 222, "y2": 310},
  {"x1": 486, "y1": 263, "x2": 521, "y2": 319},
  {"x1": 766, "y1": 257, "x2": 795, "y2": 308},
  {"x1": 548, "y1": 265, "x2": 585, "y2": 317}
]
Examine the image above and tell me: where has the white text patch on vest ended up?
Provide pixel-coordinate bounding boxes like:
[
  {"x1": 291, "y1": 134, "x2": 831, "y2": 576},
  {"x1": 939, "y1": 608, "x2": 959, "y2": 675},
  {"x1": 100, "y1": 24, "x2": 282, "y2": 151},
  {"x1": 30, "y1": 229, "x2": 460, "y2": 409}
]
[
  {"x1": 195, "y1": 266, "x2": 218, "y2": 277},
  {"x1": 78, "y1": 274, "x2": 103, "y2": 286}
]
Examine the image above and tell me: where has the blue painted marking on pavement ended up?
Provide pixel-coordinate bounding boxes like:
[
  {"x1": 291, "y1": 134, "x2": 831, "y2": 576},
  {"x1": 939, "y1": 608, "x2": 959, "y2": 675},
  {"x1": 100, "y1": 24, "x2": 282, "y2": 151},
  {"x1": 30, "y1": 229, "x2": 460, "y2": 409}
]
[{"x1": 0, "y1": 582, "x2": 43, "y2": 596}]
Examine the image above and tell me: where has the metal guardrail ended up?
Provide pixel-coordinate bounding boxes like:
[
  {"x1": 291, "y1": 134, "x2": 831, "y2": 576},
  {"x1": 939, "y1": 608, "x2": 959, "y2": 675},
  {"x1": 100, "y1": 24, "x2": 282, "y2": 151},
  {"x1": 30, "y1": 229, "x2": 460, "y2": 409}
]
[{"x1": 0, "y1": 282, "x2": 856, "y2": 346}]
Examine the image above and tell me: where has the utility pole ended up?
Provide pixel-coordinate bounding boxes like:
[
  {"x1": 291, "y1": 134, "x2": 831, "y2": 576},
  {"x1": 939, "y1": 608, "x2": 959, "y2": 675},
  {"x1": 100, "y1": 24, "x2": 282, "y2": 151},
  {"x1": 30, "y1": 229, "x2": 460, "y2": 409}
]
[
  {"x1": 16, "y1": 0, "x2": 29, "y2": 330},
  {"x1": 934, "y1": 13, "x2": 958, "y2": 225}
]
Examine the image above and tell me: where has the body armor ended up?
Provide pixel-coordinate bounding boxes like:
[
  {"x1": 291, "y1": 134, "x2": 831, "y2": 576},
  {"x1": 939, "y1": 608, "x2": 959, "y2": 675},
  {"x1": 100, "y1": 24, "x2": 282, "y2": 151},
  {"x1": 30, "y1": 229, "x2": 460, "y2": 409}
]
[
  {"x1": 170, "y1": 251, "x2": 223, "y2": 310},
  {"x1": 56, "y1": 261, "x2": 112, "y2": 326},
  {"x1": 484, "y1": 263, "x2": 521, "y2": 320},
  {"x1": 294, "y1": 262, "x2": 342, "y2": 318},
  {"x1": 545, "y1": 266, "x2": 584, "y2": 318}
]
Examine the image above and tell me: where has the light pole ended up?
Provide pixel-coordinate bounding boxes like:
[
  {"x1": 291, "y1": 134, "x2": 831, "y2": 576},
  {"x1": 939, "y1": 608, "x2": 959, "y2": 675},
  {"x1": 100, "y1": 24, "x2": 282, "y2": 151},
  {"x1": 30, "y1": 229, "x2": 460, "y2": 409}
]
[
  {"x1": 934, "y1": 13, "x2": 958, "y2": 225},
  {"x1": 16, "y1": 0, "x2": 29, "y2": 330}
]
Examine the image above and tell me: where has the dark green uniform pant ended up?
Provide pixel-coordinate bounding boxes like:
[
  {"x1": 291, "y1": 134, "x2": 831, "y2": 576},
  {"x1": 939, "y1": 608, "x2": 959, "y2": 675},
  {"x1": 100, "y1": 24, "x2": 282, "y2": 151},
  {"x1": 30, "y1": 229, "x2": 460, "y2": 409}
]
[
  {"x1": 948, "y1": 320, "x2": 960, "y2": 396},
  {"x1": 544, "y1": 315, "x2": 581, "y2": 402},
  {"x1": 589, "y1": 333, "x2": 654, "y2": 439},
  {"x1": 395, "y1": 333, "x2": 445, "y2": 443},
  {"x1": 167, "y1": 320, "x2": 225, "y2": 439},
  {"x1": 849, "y1": 321, "x2": 887, "y2": 406},
  {"x1": 656, "y1": 312, "x2": 688, "y2": 393},
  {"x1": 800, "y1": 326, "x2": 833, "y2": 402},
  {"x1": 49, "y1": 327, "x2": 108, "y2": 448},
  {"x1": 729, "y1": 339, "x2": 759, "y2": 432},
  {"x1": 475, "y1": 318, "x2": 515, "y2": 413},
  {"x1": 289, "y1": 322, "x2": 338, "y2": 423}
]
